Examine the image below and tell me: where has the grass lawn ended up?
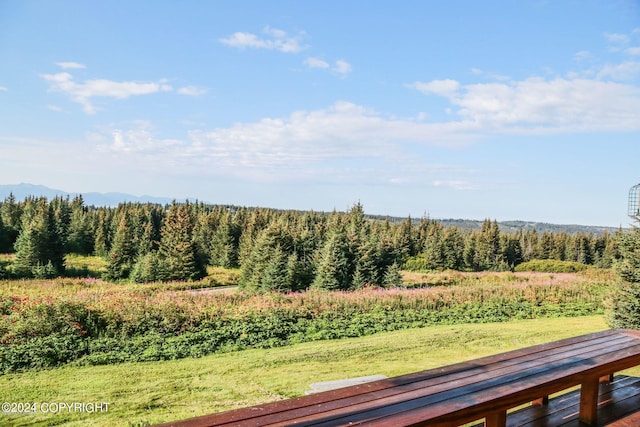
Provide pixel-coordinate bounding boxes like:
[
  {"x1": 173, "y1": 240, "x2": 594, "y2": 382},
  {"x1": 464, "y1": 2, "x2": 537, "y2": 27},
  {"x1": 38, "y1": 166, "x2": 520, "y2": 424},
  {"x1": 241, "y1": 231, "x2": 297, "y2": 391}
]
[{"x1": 0, "y1": 315, "x2": 623, "y2": 427}]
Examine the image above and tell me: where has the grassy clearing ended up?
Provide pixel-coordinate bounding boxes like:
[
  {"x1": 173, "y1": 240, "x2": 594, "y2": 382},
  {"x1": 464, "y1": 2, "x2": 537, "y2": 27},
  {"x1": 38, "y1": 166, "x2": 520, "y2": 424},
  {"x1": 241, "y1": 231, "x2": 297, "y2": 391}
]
[{"x1": 0, "y1": 315, "x2": 623, "y2": 427}]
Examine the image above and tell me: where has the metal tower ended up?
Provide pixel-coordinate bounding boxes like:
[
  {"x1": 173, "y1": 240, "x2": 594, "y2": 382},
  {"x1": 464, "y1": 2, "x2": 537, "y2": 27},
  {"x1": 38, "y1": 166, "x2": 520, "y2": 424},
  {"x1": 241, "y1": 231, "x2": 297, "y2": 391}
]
[{"x1": 629, "y1": 183, "x2": 640, "y2": 222}]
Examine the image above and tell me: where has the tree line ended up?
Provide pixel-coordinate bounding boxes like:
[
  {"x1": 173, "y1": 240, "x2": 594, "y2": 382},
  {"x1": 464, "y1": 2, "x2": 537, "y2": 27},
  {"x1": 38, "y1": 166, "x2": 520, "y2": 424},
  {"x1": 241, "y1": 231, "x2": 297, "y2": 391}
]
[{"x1": 0, "y1": 194, "x2": 622, "y2": 290}]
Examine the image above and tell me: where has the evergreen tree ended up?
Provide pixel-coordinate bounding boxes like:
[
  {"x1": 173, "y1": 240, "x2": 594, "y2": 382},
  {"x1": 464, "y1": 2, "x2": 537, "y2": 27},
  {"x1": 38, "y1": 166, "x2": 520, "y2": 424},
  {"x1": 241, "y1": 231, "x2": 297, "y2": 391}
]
[
  {"x1": 312, "y1": 229, "x2": 351, "y2": 290},
  {"x1": 393, "y1": 216, "x2": 415, "y2": 262},
  {"x1": 442, "y1": 227, "x2": 465, "y2": 270},
  {"x1": 421, "y1": 222, "x2": 445, "y2": 270},
  {"x1": 574, "y1": 233, "x2": 593, "y2": 265},
  {"x1": 93, "y1": 209, "x2": 112, "y2": 257},
  {"x1": 607, "y1": 228, "x2": 640, "y2": 329},
  {"x1": 477, "y1": 219, "x2": 500, "y2": 270},
  {"x1": 538, "y1": 232, "x2": 555, "y2": 260},
  {"x1": 258, "y1": 245, "x2": 290, "y2": 291},
  {"x1": 239, "y1": 224, "x2": 294, "y2": 291},
  {"x1": 13, "y1": 199, "x2": 65, "y2": 277},
  {"x1": 67, "y1": 195, "x2": 94, "y2": 254},
  {"x1": 382, "y1": 262, "x2": 403, "y2": 288},
  {"x1": 463, "y1": 231, "x2": 481, "y2": 271},
  {"x1": 210, "y1": 211, "x2": 240, "y2": 268},
  {"x1": 520, "y1": 230, "x2": 539, "y2": 262},
  {"x1": 500, "y1": 234, "x2": 523, "y2": 267},
  {"x1": 352, "y1": 235, "x2": 382, "y2": 288},
  {"x1": 0, "y1": 214, "x2": 10, "y2": 253},
  {"x1": 1, "y1": 193, "x2": 22, "y2": 251},
  {"x1": 551, "y1": 232, "x2": 569, "y2": 261},
  {"x1": 50, "y1": 196, "x2": 71, "y2": 252},
  {"x1": 157, "y1": 203, "x2": 206, "y2": 281},
  {"x1": 104, "y1": 214, "x2": 137, "y2": 281}
]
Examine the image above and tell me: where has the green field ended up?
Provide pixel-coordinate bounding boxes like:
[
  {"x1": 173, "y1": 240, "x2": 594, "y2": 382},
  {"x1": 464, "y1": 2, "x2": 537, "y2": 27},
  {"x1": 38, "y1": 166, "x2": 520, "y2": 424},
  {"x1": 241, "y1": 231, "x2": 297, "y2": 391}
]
[{"x1": 0, "y1": 315, "x2": 621, "y2": 427}]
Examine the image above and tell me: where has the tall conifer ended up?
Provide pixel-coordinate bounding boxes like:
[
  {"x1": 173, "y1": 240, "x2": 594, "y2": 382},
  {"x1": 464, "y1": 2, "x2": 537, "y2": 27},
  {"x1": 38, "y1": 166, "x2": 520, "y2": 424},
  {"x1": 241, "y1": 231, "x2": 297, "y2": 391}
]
[{"x1": 157, "y1": 203, "x2": 206, "y2": 281}]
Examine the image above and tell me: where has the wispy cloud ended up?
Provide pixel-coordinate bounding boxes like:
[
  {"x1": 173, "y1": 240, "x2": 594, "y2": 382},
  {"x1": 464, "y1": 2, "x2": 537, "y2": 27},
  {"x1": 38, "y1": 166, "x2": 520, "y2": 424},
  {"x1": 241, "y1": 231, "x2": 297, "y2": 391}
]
[
  {"x1": 0, "y1": 86, "x2": 7, "y2": 92},
  {"x1": 433, "y1": 180, "x2": 479, "y2": 191},
  {"x1": 333, "y1": 60, "x2": 352, "y2": 77},
  {"x1": 177, "y1": 86, "x2": 207, "y2": 96},
  {"x1": 46, "y1": 104, "x2": 65, "y2": 112},
  {"x1": 409, "y1": 74, "x2": 640, "y2": 133},
  {"x1": 304, "y1": 57, "x2": 330, "y2": 69},
  {"x1": 41, "y1": 64, "x2": 173, "y2": 113},
  {"x1": 93, "y1": 102, "x2": 476, "y2": 184},
  {"x1": 219, "y1": 26, "x2": 306, "y2": 53},
  {"x1": 55, "y1": 61, "x2": 86, "y2": 70},
  {"x1": 305, "y1": 57, "x2": 352, "y2": 77},
  {"x1": 97, "y1": 121, "x2": 184, "y2": 154},
  {"x1": 409, "y1": 79, "x2": 461, "y2": 97}
]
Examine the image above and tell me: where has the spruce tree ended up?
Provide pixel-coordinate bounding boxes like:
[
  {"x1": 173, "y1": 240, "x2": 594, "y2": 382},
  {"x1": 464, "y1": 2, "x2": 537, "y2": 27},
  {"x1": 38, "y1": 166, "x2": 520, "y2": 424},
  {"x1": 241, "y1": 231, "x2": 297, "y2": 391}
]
[
  {"x1": 0, "y1": 214, "x2": 10, "y2": 253},
  {"x1": 13, "y1": 199, "x2": 65, "y2": 277},
  {"x1": 67, "y1": 195, "x2": 94, "y2": 254},
  {"x1": 239, "y1": 224, "x2": 293, "y2": 291},
  {"x1": 157, "y1": 203, "x2": 206, "y2": 281},
  {"x1": 0, "y1": 193, "x2": 22, "y2": 250},
  {"x1": 312, "y1": 230, "x2": 351, "y2": 290},
  {"x1": 607, "y1": 228, "x2": 640, "y2": 329},
  {"x1": 93, "y1": 209, "x2": 111, "y2": 257},
  {"x1": 382, "y1": 262, "x2": 403, "y2": 288},
  {"x1": 104, "y1": 214, "x2": 137, "y2": 281}
]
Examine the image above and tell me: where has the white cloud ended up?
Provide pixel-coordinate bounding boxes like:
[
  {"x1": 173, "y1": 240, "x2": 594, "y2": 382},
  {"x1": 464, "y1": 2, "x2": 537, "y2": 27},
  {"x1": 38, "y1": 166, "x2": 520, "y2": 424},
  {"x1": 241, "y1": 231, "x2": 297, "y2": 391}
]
[
  {"x1": 433, "y1": 180, "x2": 479, "y2": 191},
  {"x1": 42, "y1": 71, "x2": 173, "y2": 114},
  {"x1": 0, "y1": 86, "x2": 7, "y2": 92},
  {"x1": 305, "y1": 57, "x2": 330, "y2": 69},
  {"x1": 177, "y1": 86, "x2": 207, "y2": 96},
  {"x1": 596, "y1": 61, "x2": 640, "y2": 81},
  {"x1": 56, "y1": 62, "x2": 86, "y2": 69},
  {"x1": 99, "y1": 124, "x2": 183, "y2": 154},
  {"x1": 333, "y1": 60, "x2": 352, "y2": 77},
  {"x1": 90, "y1": 102, "x2": 475, "y2": 183},
  {"x1": 626, "y1": 47, "x2": 640, "y2": 56},
  {"x1": 604, "y1": 32, "x2": 630, "y2": 46},
  {"x1": 47, "y1": 104, "x2": 64, "y2": 112},
  {"x1": 573, "y1": 50, "x2": 593, "y2": 62},
  {"x1": 410, "y1": 74, "x2": 640, "y2": 133},
  {"x1": 410, "y1": 79, "x2": 461, "y2": 97},
  {"x1": 219, "y1": 26, "x2": 306, "y2": 53},
  {"x1": 305, "y1": 57, "x2": 352, "y2": 77}
]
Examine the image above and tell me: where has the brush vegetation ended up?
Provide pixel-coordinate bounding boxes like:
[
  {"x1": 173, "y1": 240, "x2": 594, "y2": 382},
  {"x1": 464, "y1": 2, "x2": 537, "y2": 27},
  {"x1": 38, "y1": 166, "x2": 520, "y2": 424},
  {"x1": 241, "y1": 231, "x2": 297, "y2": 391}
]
[{"x1": 0, "y1": 269, "x2": 616, "y2": 373}]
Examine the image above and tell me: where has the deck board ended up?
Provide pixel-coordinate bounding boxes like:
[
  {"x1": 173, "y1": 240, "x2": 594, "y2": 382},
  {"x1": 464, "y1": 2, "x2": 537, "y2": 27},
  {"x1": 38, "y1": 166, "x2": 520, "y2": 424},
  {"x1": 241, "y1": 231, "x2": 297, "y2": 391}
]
[{"x1": 469, "y1": 374, "x2": 640, "y2": 427}]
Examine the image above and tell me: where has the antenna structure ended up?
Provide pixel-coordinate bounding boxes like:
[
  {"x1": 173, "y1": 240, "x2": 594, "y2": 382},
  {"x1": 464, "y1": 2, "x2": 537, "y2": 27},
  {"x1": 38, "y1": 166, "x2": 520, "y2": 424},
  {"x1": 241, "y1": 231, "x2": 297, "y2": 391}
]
[{"x1": 629, "y1": 183, "x2": 640, "y2": 223}]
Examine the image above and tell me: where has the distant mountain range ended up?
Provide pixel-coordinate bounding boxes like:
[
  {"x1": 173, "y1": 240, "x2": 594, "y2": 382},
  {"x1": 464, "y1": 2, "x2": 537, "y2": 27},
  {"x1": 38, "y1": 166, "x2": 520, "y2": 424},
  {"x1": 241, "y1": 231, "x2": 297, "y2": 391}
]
[
  {"x1": 0, "y1": 183, "x2": 623, "y2": 235},
  {"x1": 0, "y1": 183, "x2": 178, "y2": 207}
]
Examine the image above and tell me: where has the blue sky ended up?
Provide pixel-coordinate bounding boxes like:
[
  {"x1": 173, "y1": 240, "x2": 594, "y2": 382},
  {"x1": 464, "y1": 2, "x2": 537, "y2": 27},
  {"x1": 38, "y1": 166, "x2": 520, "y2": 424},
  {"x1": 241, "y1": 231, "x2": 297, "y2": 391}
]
[{"x1": 1, "y1": 1, "x2": 640, "y2": 227}]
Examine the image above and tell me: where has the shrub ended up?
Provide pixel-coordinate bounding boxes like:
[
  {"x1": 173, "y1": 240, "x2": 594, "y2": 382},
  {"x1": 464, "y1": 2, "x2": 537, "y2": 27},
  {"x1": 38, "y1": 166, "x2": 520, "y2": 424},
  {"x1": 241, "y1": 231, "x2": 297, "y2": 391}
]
[
  {"x1": 514, "y1": 259, "x2": 590, "y2": 273},
  {"x1": 607, "y1": 229, "x2": 640, "y2": 329}
]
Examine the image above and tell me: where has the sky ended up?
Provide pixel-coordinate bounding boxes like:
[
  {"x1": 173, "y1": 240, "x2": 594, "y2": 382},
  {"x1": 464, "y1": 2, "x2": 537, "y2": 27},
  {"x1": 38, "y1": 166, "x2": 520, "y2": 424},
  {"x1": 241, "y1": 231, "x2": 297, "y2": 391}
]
[{"x1": 1, "y1": 1, "x2": 640, "y2": 227}]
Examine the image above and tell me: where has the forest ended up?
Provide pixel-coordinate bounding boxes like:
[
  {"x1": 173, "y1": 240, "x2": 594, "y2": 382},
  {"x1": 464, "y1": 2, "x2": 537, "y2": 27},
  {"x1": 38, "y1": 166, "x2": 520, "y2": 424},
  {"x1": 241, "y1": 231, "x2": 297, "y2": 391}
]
[{"x1": 0, "y1": 193, "x2": 622, "y2": 290}]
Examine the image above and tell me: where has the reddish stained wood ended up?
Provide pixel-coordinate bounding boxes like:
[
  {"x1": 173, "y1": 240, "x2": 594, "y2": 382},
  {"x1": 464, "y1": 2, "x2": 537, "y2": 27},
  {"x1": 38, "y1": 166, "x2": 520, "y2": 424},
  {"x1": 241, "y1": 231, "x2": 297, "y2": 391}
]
[
  {"x1": 484, "y1": 410, "x2": 506, "y2": 427},
  {"x1": 153, "y1": 329, "x2": 640, "y2": 427},
  {"x1": 579, "y1": 377, "x2": 600, "y2": 425},
  {"x1": 531, "y1": 395, "x2": 549, "y2": 406}
]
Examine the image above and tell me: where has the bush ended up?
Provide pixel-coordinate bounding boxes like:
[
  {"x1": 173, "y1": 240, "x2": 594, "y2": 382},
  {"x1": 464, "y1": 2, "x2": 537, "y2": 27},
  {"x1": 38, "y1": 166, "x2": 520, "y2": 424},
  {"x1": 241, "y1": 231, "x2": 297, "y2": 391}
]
[
  {"x1": 0, "y1": 275, "x2": 610, "y2": 372},
  {"x1": 514, "y1": 259, "x2": 590, "y2": 273},
  {"x1": 607, "y1": 229, "x2": 640, "y2": 329}
]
